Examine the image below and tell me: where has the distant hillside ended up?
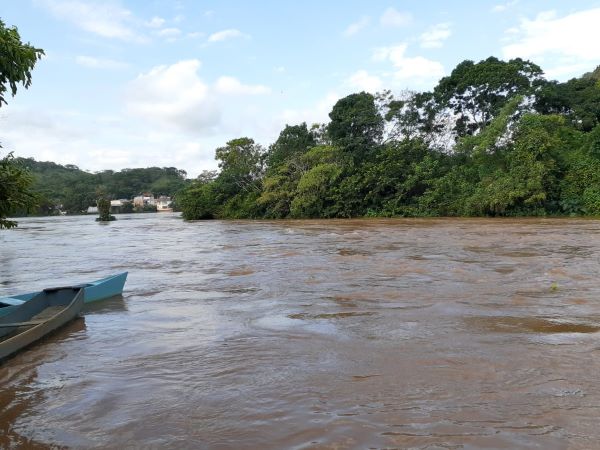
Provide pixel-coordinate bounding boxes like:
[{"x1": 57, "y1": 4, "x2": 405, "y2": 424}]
[{"x1": 17, "y1": 158, "x2": 190, "y2": 214}]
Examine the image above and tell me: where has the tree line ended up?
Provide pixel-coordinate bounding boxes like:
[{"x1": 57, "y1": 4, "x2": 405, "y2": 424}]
[
  {"x1": 15, "y1": 159, "x2": 188, "y2": 215},
  {"x1": 178, "y1": 57, "x2": 600, "y2": 220}
]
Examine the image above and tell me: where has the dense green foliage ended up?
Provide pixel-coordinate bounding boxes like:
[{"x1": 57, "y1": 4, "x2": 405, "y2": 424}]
[
  {"x1": 179, "y1": 138, "x2": 264, "y2": 220},
  {"x1": 0, "y1": 20, "x2": 44, "y2": 228},
  {"x1": 179, "y1": 57, "x2": 600, "y2": 220},
  {"x1": 15, "y1": 158, "x2": 188, "y2": 215},
  {"x1": 0, "y1": 153, "x2": 37, "y2": 228}
]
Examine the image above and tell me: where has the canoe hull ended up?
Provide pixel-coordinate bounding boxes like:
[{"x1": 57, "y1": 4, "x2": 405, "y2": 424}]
[
  {"x1": 78, "y1": 272, "x2": 128, "y2": 303},
  {"x1": 0, "y1": 272, "x2": 127, "y2": 317},
  {"x1": 0, "y1": 287, "x2": 84, "y2": 361}
]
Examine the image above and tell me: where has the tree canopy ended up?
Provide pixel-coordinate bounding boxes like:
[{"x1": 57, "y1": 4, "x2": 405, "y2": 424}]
[
  {"x1": 328, "y1": 92, "x2": 384, "y2": 160},
  {"x1": 432, "y1": 57, "x2": 543, "y2": 137}
]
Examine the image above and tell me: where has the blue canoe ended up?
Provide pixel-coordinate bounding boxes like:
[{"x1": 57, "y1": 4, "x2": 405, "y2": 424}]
[{"x1": 0, "y1": 272, "x2": 128, "y2": 317}]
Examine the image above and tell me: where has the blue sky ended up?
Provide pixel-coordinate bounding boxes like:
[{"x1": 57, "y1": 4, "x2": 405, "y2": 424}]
[{"x1": 1, "y1": 0, "x2": 600, "y2": 176}]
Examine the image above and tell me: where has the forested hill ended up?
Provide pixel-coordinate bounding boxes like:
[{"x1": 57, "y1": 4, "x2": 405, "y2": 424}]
[
  {"x1": 178, "y1": 57, "x2": 600, "y2": 220},
  {"x1": 17, "y1": 158, "x2": 189, "y2": 214}
]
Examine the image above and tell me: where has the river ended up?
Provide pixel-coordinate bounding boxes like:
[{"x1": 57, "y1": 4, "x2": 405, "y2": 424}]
[{"x1": 1, "y1": 214, "x2": 600, "y2": 449}]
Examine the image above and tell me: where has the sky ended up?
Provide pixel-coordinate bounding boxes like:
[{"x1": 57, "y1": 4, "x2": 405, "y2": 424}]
[{"x1": 1, "y1": 0, "x2": 600, "y2": 177}]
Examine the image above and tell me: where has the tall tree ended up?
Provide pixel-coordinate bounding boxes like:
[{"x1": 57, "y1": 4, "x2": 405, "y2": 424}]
[
  {"x1": 433, "y1": 57, "x2": 544, "y2": 137},
  {"x1": 328, "y1": 92, "x2": 383, "y2": 161},
  {"x1": 214, "y1": 137, "x2": 264, "y2": 197},
  {"x1": 266, "y1": 122, "x2": 315, "y2": 172},
  {"x1": 0, "y1": 19, "x2": 44, "y2": 228}
]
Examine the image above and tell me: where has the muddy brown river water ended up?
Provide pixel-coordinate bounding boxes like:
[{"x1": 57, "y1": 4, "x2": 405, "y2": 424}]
[{"x1": 1, "y1": 215, "x2": 600, "y2": 449}]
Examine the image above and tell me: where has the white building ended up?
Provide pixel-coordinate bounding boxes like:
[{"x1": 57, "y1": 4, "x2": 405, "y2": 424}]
[
  {"x1": 133, "y1": 193, "x2": 156, "y2": 208},
  {"x1": 156, "y1": 196, "x2": 173, "y2": 212}
]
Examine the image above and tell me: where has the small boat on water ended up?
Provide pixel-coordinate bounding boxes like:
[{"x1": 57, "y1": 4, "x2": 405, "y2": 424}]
[
  {"x1": 0, "y1": 272, "x2": 128, "y2": 317},
  {"x1": 0, "y1": 286, "x2": 84, "y2": 361}
]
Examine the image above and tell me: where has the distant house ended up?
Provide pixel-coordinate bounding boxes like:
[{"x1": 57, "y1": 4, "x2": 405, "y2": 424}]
[
  {"x1": 87, "y1": 206, "x2": 98, "y2": 214},
  {"x1": 156, "y1": 196, "x2": 173, "y2": 212},
  {"x1": 133, "y1": 193, "x2": 156, "y2": 208}
]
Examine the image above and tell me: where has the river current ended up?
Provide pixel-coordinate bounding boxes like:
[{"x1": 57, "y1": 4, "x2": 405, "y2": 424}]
[{"x1": 1, "y1": 214, "x2": 600, "y2": 449}]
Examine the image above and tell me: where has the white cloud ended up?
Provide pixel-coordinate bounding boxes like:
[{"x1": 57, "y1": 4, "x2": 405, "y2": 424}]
[
  {"x1": 380, "y1": 7, "x2": 412, "y2": 27},
  {"x1": 126, "y1": 60, "x2": 219, "y2": 133},
  {"x1": 157, "y1": 28, "x2": 181, "y2": 37},
  {"x1": 36, "y1": 0, "x2": 146, "y2": 42},
  {"x1": 157, "y1": 27, "x2": 182, "y2": 42},
  {"x1": 419, "y1": 23, "x2": 452, "y2": 48},
  {"x1": 279, "y1": 92, "x2": 339, "y2": 127},
  {"x1": 373, "y1": 43, "x2": 444, "y2": 88},
  {"x1": 492, "y1": 0, "x2": 518, "y2": 13},
  {"x1": 343, "y1": 16, "x2": 370, "y2": 37},
  {"x1": 0, "y1": 105, "x2": 219, "y2": 176},
  {"x1": 207, "y1": 28, "x2": 248, "y2": 43},
  {"x1": 125, "y1": 60, "x2": 270, "y2": 135},
  {"x1": 502, "y1": 8, "x2": 600, "y2": 79},
  {"x1": 544, "y1": 62, "x2": 596, "y2": 80},
  {"x1": 215, "y1": 76, "x2": 271, "y2": 95},
  {"x1": 146, "y1": 16, "x2": 165, "y2": 28},
  {"x1": 0, "y1": 109, "x2": 124, "y2": 169},
  {"x1": 346, "y1": 70, "x2": 383, "y2": 93},
  {"x1": 1, "y1": 61, "x2": 273, "y2": 177},
  {"x1": 76, "y1": 55, "x2": 129, "y2": 69}
]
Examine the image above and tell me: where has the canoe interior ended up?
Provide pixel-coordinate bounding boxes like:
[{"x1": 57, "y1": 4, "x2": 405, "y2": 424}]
[{"x1": 0, "y1": 287, "x2": 84, "y2": 361}]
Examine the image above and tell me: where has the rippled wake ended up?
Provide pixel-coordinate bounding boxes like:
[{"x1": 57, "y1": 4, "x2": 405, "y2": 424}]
[{"x1": 1, "y1": 214, "x2": 600, "y2": 448}]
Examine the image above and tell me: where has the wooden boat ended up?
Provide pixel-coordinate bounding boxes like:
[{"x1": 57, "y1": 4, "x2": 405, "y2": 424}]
[
  {"x1": 0, "y1": 272, "x2": 128, "y2": 317},
  {"x1": 0, "y1": 287, "x2": 84, "y2": 361}
]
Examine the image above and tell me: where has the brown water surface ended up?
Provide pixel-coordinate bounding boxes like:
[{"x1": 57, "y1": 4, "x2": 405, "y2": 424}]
[{"x1": 1, "y1": 215, "x2": 600, "y2": 449}]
